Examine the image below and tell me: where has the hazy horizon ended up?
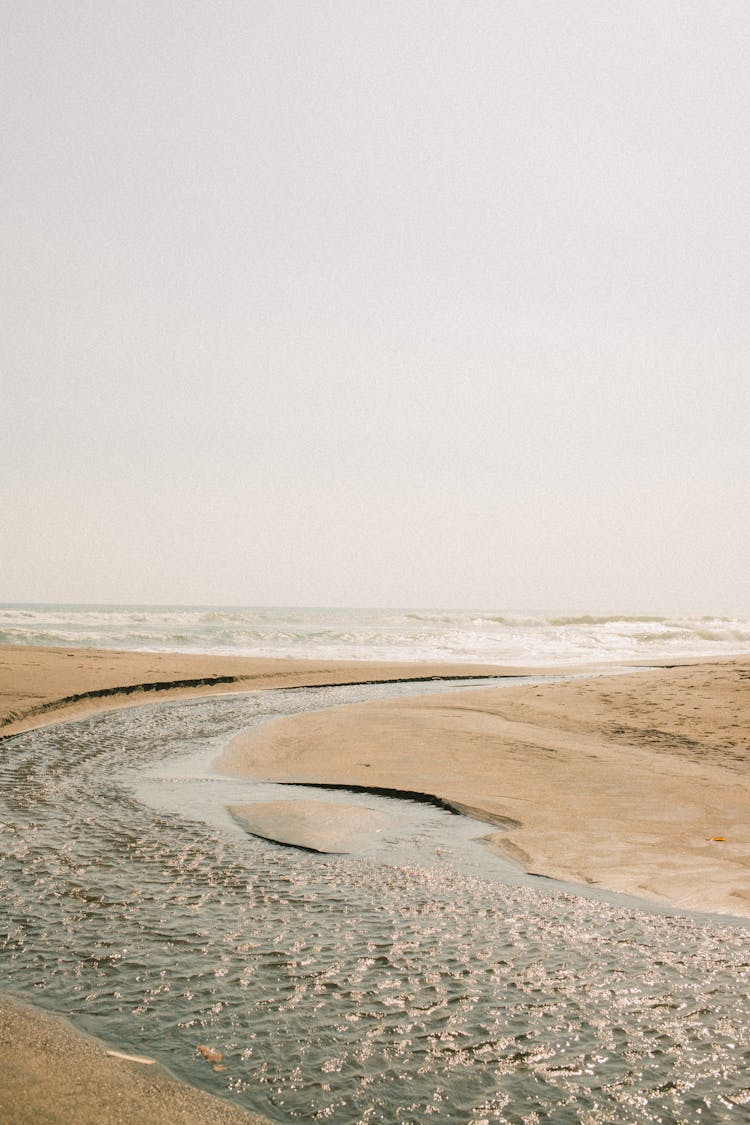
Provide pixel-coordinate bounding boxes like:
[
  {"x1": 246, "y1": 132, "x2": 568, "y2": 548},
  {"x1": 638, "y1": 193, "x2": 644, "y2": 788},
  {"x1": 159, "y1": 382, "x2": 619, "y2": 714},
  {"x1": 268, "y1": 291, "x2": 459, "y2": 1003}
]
[
  {"x1": 1, "y1": 599, "x2": 747, "y2": 621},
  {"x1": 3, "y1": 2, "x2": 748, "y2": 615}
]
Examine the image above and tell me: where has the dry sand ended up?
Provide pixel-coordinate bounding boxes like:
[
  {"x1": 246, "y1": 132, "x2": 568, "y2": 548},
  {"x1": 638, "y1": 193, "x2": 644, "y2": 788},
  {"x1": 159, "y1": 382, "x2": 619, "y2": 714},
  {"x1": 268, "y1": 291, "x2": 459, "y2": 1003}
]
[{"x1": 2, "y1": 643, "x2": 749, "y2": 1120}]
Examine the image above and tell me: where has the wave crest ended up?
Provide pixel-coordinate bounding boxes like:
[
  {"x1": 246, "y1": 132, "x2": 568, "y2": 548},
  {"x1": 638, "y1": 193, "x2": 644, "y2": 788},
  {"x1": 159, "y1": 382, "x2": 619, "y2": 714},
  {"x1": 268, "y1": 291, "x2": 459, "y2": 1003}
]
[{"x1": 2, "y1": 605, "x2": 750, "y2": 666}]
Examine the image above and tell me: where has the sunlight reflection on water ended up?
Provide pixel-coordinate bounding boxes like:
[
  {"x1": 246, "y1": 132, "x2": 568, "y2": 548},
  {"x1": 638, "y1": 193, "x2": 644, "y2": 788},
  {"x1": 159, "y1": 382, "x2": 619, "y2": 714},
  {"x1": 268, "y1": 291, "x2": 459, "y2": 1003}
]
[{"x1": 1, "y1": 685, "x2": 749, "y2": 1122}]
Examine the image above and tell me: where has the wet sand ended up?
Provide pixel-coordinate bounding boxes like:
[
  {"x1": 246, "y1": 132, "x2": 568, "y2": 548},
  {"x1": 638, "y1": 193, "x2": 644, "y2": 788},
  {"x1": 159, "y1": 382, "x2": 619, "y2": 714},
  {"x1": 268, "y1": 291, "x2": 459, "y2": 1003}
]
[
  {"x1": 0, "y1": 644, "x2": 509, "y2": 737},
  {"x1": 3, "y1": 646, "x2": 748, "y2": 917},
  {"x1": 0, "y1": 994, "x2": 268, "y2": 1124},
  {"x1": 2, "y1": 644, "x2": 749, "y2": 1120},
  {"x1": 228, "y1": 799, "x2": 395, "y2": 853}
]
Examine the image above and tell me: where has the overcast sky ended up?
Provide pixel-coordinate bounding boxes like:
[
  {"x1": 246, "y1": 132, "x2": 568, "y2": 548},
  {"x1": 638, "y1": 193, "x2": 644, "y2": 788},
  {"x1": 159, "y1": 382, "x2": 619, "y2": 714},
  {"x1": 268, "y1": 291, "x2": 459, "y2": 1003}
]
[{"x1": 2, "y1": 1, "x2": 749, "y2": 612}]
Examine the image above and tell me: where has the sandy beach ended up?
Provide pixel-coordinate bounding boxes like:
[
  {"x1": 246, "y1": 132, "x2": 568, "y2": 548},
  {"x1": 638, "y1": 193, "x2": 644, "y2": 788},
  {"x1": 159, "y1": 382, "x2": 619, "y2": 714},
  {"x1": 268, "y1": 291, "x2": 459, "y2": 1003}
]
[
  {"x1": 221, "y1": 660, "x2": 750, "y2": 917},
  {"x1": 2, "y1": 644, "x2": 748, "y2": 916},
  {"x1": 0, "y1": 645, "x2": 520, "y2": 1123},
  {"x1": 0, "y1": 994, "x2": 269, "y2": 1124},
  {"x1": 1, "y1": 644, "x2": 748, "y2": 1121},
  {"x1": 0, "y1": 644, "x2": 510, "y2": 737}
]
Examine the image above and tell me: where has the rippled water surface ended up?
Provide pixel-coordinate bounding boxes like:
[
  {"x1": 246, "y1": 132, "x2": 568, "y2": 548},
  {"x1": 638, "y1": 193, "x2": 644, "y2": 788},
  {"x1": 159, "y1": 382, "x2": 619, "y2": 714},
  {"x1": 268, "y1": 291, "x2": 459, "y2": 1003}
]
[{"x1": 2, "y1": 684, "x2": 749, "y2": 1123}]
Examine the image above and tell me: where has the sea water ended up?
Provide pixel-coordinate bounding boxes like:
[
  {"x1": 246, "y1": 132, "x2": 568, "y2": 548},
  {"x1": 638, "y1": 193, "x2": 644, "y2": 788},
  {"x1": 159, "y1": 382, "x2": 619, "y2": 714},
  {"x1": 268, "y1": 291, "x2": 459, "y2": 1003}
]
[{"x1": 2, "y1": 603, "x2": 750, "y2": 665}]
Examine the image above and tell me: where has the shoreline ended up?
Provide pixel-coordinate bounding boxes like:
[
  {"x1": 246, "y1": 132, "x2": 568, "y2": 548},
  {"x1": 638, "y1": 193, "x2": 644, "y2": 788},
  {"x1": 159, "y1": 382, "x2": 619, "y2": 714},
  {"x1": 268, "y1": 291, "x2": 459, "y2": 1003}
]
[
  {"x1": 0, "y1": 992, "x2": 269, "y2": 1124},
  {"x1": 2, "y1": 643, "x2": 748, "y2": 1121},
  {"x1": 219, "y1": 659, "x2": 750, "y2": 919},
  {"x1": 218, "y1": 661, "x2": 750, "y2": 918},
  {"x1": 0, "y1": 643, "x2": 527, "y2": 738},
  {"x1": 2, "y1": 644, "x2": 748, "y2": 920}
]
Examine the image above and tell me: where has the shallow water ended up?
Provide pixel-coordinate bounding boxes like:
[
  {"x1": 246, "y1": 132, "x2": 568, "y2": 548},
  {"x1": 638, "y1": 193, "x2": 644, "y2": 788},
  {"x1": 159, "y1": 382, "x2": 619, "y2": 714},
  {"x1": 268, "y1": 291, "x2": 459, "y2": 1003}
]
[{"x1": 1, "y1": 683, "x2": 749, "y2": 1123}]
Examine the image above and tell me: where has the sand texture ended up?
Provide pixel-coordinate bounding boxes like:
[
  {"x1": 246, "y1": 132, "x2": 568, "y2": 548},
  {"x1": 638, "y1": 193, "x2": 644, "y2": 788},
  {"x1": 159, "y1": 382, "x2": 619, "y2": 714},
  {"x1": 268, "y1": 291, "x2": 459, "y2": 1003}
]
[
  {"x1": 0, "y1": 994, "x2": 268, "y2": 1124},
  {"x1": 3, "y1": 645, "x2": 747, "y2": 915},
  {"x1": 220, "y1": 661, "x2": 750, "y2": 918},
  {"x1": 0, "y1": 644, "x2": 508, "y2": 737}
]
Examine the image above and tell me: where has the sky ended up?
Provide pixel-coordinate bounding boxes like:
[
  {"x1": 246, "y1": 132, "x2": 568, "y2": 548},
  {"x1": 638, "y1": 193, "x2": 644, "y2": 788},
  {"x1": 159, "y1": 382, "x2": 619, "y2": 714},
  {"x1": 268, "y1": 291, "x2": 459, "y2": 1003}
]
[{"x1": 2, "y1": 1, "x2": 749, "y2": 613}]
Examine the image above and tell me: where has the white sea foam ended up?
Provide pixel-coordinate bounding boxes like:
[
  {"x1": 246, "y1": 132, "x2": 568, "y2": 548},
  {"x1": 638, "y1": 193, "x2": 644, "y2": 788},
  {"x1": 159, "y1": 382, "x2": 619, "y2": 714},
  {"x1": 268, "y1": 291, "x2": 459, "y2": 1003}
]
[{"x1": 2, "y1": 604, "x2": 750, "y2": 665}]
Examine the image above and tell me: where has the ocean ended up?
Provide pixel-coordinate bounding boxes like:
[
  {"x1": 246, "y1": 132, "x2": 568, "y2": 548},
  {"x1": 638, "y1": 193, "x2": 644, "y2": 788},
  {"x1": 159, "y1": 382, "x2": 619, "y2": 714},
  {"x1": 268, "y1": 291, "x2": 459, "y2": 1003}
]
[{"x1": 2, "y1": 603, "x2": 750, "y2": 665}]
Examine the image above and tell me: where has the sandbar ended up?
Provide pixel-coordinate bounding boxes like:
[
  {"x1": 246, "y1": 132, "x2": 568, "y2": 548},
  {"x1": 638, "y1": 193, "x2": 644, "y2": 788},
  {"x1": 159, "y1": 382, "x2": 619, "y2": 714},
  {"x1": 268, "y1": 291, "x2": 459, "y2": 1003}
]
[
  {"x1": 3, "y1": 645, "x2": 747, "y2": 916},
  {"x1": 219, "y1": 660, "x2": 750, "y2": 919}
]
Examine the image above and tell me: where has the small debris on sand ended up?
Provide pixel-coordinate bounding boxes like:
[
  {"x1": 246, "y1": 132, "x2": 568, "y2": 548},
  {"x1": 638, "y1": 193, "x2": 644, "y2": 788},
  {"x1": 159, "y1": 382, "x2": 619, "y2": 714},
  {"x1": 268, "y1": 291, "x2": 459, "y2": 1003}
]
[{"x1": 105, "y1": 1049, "x2": 156, "y2": 1064}]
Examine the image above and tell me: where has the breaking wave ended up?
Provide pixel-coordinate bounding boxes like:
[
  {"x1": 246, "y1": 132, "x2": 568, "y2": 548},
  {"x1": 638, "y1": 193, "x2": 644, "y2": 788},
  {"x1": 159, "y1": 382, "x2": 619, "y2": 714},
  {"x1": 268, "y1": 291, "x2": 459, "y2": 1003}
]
[{"x1": 2, "y1": 604, "x2": 750, "y2": 666}]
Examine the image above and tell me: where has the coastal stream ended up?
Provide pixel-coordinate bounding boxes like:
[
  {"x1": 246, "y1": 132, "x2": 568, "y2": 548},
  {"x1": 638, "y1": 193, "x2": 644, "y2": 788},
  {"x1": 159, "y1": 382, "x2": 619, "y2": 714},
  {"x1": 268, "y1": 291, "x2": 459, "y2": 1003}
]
[{"x1": 1, "y1": 681, "x2": 749, "y2": 1122}]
